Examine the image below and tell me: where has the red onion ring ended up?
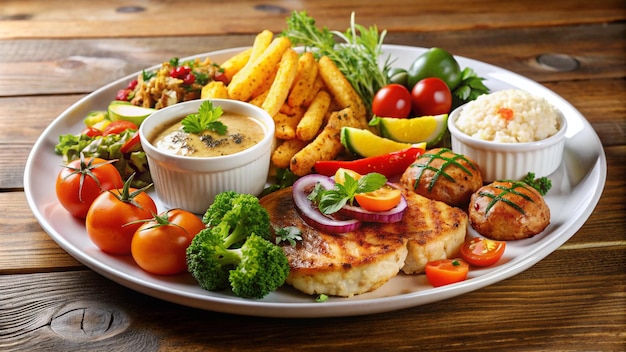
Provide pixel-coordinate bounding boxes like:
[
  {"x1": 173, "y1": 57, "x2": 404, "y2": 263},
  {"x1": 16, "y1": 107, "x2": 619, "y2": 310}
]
[
  {"x1": 339, "y1": 193, "x2": 407, "y2": 223},
  {"x1": 292, "y1": 174, "x2": 361, "y2": 234}
]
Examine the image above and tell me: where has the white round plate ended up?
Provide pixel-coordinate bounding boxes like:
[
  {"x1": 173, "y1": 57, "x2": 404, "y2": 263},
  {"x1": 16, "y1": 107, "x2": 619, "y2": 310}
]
[{"x1": 24, "y1": 45, "x2": 606, "y2": 318}]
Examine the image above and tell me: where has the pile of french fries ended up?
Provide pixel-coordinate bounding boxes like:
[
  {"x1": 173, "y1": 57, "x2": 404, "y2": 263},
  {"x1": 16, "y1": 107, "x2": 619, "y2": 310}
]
[{"x1": 200, "y1": 30, "x2": 369, "y2": 176}]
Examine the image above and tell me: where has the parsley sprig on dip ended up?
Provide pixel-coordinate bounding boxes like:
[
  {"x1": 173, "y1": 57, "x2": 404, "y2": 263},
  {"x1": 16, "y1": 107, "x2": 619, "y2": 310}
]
[{"x1": 181, "y1": 100, "x2": 227, "y2": 135}]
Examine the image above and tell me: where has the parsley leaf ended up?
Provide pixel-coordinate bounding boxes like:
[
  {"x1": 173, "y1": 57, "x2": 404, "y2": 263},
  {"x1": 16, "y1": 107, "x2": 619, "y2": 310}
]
[
  {"x1": 274, "y1": 226, "x2": 303, "y2": 247},
  {"x1": 521, "y1": 172, "x2": 552, "y2": 196},
  {"x1": 181, "y1": 100, "x2": 227, "y2": 135},
  {"x1": 311, "y1": 172, "x2": 387, "y2": 215}
]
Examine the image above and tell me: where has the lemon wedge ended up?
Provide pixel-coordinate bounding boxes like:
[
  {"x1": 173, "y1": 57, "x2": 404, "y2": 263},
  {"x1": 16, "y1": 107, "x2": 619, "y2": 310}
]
[
  {"x1": 372, "y1": 114, "x2": 448, "y2": 147},
  {"x1": 108, "y1": 101, "x2": 156, "y2": 126},
  {"x1": 340, "y1": 127, "x2": 415, "y2": 158}
]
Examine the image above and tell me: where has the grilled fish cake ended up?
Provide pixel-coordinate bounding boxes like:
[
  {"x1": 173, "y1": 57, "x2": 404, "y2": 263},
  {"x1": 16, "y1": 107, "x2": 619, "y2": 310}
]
[
  {"x1": 260, "y1": 188, "x2": 408, "y2": 297},
  {"x1": 259, "y1": 186, "x2": 468, "y2": 297}
]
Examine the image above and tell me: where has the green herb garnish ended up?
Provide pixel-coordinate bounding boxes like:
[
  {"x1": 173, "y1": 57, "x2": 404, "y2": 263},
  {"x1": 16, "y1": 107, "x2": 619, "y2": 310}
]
[
  {"x1": 308, "y1": 172, "x2": 387, "y2": 215},
  {"x1": 453, "y1": 67, "x2": 490, "y2": 102},
  {"x1": 316, "y1": 294, "x2": 329, "y2": 303},
  {"x1": 274, "y1": 226, "x2": 303, "y2": 247},
  {"x1": 521, "y1": 172, "x2": 552, "y2": 196},
  {"x1": 181, "y1": 100, "x2": 227, "y2": 135}
]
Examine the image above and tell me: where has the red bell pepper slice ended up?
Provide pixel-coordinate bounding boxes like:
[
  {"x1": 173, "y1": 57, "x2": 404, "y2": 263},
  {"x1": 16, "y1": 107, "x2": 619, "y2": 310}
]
[
  {"x1": 120, "y1": 131, "x2": 141, "y2": 154},
  {"x1": 314, "y1": 146, "x2": 425, "y2": 178}
]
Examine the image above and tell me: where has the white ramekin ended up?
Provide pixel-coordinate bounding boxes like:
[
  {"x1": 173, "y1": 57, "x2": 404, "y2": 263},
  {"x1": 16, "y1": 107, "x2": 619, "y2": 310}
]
[
  {"x1": 448, "y1": 104, "x2": 567, "y2": 183},
  {"x1": 139, "y1": 99, "x2": 275, "y2": 214}
]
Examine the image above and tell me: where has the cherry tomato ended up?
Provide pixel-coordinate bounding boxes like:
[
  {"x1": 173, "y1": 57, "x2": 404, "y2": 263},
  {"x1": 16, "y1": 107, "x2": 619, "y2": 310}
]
[
  {"x1": 81, "y1": 126, "x2": 103, "y2": 138},
  {"x1": 372, "y1": 84, "x2": 412, "y2": 118},
  {"x1": 460, "y1": 237, "x2": 506, "y2": 267},
  {"x1": 333, "y1": 168, "x2": 402, "y2": 212},
  {"x1": 56, "y1": 155, "x2": 123, "y2": 219},
  {"x1": 410, "y1": 77, "x2": 452, "y2": 116},
  {"x1": 86, "y1": 179, "x2": 157, "y2": 255},
  {"x1": 131, "y1": 209, "x2": 205, "y2": 275},
  {"x1": 102, "y1": 120, "x2": 138, "y2": 136},
  {"x1": 425, "y1": 258, "x2": 469, "y2": 287},
  {"x1": 355, "y1": 186, "x2": 402, "y2": 212}
]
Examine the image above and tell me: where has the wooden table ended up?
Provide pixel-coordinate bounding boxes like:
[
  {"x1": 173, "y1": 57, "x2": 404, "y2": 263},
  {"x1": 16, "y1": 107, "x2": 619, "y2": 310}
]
[{"x1": 1, "y1": 1, "x2": 625, "y2": 350}]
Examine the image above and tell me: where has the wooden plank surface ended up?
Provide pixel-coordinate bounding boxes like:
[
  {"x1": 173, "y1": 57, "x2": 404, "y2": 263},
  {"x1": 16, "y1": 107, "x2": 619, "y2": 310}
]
[{"x1": 1, "y1": 0, "x2": 625, "y2": 39}]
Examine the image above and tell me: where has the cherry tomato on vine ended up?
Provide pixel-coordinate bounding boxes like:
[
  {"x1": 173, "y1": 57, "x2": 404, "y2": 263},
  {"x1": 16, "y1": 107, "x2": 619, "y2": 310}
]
[
  {"x1": 131, "y1": 209, "x2": 205, "y2": 275},
  {"x1": 102, "y1": 120, "x2": 138, "y2": 136},
  {"x1": 56, "y1": 155, "x2": 123, "y2": 219},
  {"x1": 460, "y1": 237, "x2": 506, "y2": 267},
  {"x1": 372, "y1": 84, "x2": 412, "y2": 118},
  {"x1": 425, "y1": 258, "x2": 469, "y2": 287},
  {"x1": 410, "y1": 77, "x2": 452, "y2": 116},
  {"x1": 86, "y1": 176, "x2": 157, "y2": 255}
]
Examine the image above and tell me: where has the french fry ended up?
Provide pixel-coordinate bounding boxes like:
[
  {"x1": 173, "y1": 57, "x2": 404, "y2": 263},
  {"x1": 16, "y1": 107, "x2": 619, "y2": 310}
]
[
  {"x1": 247, "y1": 30, "x2": 274, "y2": 65},
  {"x1": 251, "y1": 66, "x2": 277, "y2": 99},
  {"x1": 248, "y1": 90, "x2": 269, "y2": 108},
  {"x1": 290, "y1": 107, "x2": 361, "y2": 176},
  {"x1": 227, "y1": 36, "x2": 291, "y2": 101},
  {"x1": 200, "y1": 81, "x2": 229, "y2": 99},
  {"x1": 301, "y1": 74, "x2": 325, "y2": 107},
  {"x1": 225, "y1": 30, "x2": 274, "y2": 81},
  {"x1": 273, "y1": 107, "x2": 304, "y2": 140},
  {"x1": 296, "y1": 90, "x2": 331, "y2": 141},
  {"x1": 271, "y1": 139, "x2": 307, "y2": 169},
  {"x1": 317, "y1": 56, "x2": 368, "y2": 128},
  {"x1": 262, "y1": 48, "x2": 299, "y2": 117},
  {"x1": 220, "y1": 48, "x2": 252, "y2": 82},
  {"x1": 287, "y1": 52, "x2": 318, "y2": 108}
]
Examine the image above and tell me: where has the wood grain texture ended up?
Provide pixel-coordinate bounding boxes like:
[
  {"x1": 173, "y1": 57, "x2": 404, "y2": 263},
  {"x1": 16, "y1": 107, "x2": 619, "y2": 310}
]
[{"x1": 1, "y1": 0, "x2": 625, "y2": 39}]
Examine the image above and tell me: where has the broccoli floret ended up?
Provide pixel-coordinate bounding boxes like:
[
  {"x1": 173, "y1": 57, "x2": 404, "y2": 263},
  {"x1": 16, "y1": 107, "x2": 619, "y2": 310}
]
[
  {"x1": 187, "y1": 191, "x2": 289, "y2": 298},
  {"x1": 202, "y1": 190, "x2": 239, "y2": 227},
  {"x1": 202, "y1": 192, "x2": 271, "y2": 246},
  {"x1": 226, "y1": 234, "x2": 290, "y2": 298},
  {"x1": 186, "y1": 228, "x2": 232, "y2": 291}
]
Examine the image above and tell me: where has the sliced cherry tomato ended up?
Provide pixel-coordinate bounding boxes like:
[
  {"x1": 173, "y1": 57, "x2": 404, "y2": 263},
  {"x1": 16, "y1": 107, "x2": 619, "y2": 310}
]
[
  {"x1": 411, "y1": 77, "x2": 452, "y2": 116},
  {"x1": 332, "y1": 168, "x2": 401, "y2": 213},
  {"x1": 120, "y1": 131, "x2": 141, "y2": 154},
  {"x1": 460, "y1": 237, "x2": 506, "y2": 267},
  {"x1": 355, "y1": 186, "x2": 402, "y2": 212},
  {"x1": 372, "y1": 84, "x2": 412, "y2": 118},
  {"x1": 86, "y1": 177, "x2": 157, "y2": 255},
  {"x1": 102, "y1": 120, "x2": 138, "y2": 136},
  {"x1": 81, "y1": 126, "x2": 103, "y2": 138},
  {"x1": 425, "y1": 258, "x2": 469, "y2": 287},
  {"x1": 131, "y1": 209, "x2": 205, "y2": 275},
  {"x1": 314, "y1": 146, "x2": 425, "y2": 178},
  {"x1": 56, "y1": 155, "x2": 123, "y2": 219}
]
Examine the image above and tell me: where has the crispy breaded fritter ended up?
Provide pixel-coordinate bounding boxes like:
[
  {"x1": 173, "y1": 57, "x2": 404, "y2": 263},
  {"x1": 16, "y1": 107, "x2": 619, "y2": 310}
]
[
  {"x1": 400, "y1": 148, "x2": 483, "y2": 209},
  {"x1": 469, "y1": 180, "x2": 550, "y2": 240}
]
